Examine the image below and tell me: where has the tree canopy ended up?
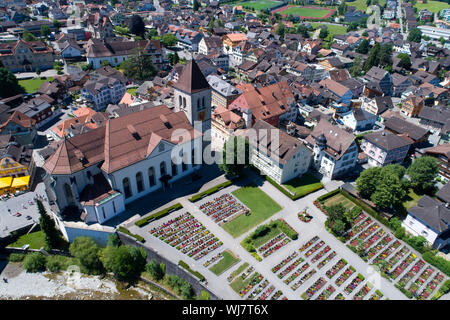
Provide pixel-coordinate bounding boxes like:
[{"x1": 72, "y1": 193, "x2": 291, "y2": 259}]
[
  {"x1": 406, "y1": 156, "x2": 439, "y2": 192},
  {"x1": 102, "y1": 245, "x2": 147, "y2": 281},
  {"x1": 161, "y1": 33, "x2": 178, "y2": 47},
  {"x1": 219, "y1": 136, "x2": 249, "y2": 177},
  {"x1": 0, "y1": 68, "x2": 25, "y2": 98},
  {"x1": 129, "y1": 15, "x2": 145, "y2": 36},
  {"x1": 121, "y1": 49, "x2": 157, "y2": 80},
  {"x1": 69, "y1": 237, "x2": 103, "y2": 275},
  {"x1": 397, "y1": 53, "x2": 411, "y2": 69},
  {"x1": 356, "y1": 39, "x2": 369, "y2": 54},
  {"x1": 408, "y1": 28, "x2": 422, "y2": 43},
  {"x1": 22, "y1": 30, "x2": 37, "y2": 41},
  {"x1": 364, "y1": 42, "x2": 380, "y2": 71},
  {"x1": 37, "y1": 199, "x2": 64, "y2": 250}
]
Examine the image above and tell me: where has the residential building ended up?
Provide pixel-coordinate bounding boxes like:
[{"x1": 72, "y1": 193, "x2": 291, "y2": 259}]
[
  {"x1": 222, "y1": 33, "x2": 248, "y2": 55},
  {"x1": 403, "y1": 195, "x2": 450, "y2": 250},
  {"x1": 168, "y1": 25, "x2": 203, "y2": 51},
  {"x1": 364, "y1": 66, "x2": 393, "y2": 96},
  {"x1": 0, "y1": 40, "x2": 54, "y2": 73},
  {"x1": 420, "y1": 143, "x2": 450, "y2": 182},
  {"x1": 81, "y1": 75, "x2": 126, "y2": 110},
  {"x1": 229, "y1": 82, "x2": 297, "y2": 128},
  {"x1": 418, "y1": 25, "x2": 450, "y2": 41},
  {"x1": 206, "y1": 74, "x2": 241, "y2": 109},
  {"x1": 361, "y1": 130, "x2": 412, "y2": 167},
  {"x1": 198, "y1": 36, "x2": 223, "y2": 56},
  {"x1": 248, "y1": 120, "x2": 312, "y2": 184},
  {"x1": 86, "y1": 39, "x2": 163, "y2": 69},
  {"x1": 86, "y1": 13, "x2": 115, "y2": 39},
  {"x1": 15, "y1": 95, "x2": 58, "y2": 129},
  {"x1": 362, "y1": 96, "x2": 393, "y2": 116},
  {"x1": 418, "y1": 107, "x2": 450, "y2": 132},
  {"x1": 341, "y1": 108, "x2": 377, "y2": 131},
  {"x1": 305, "y1": 119, "x2": 358, "y2": 179},
  {"x1": 384, "y1": 116, "x2": 430, "y2": 147},
  {"x1": 318, "y1": 78, "x2": 353, "y2": 107},
  {"x1": 211, "y1": 105, "x2": 245, "y2": 151},
  {"x1": 400, "y1": 94, "x2": 426, "y2": 118},
  {"x1": 0, "y1": 111, "x2": 36, "y2": 145}
]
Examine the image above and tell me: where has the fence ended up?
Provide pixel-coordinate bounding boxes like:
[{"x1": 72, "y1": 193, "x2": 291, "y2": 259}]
[{"x1": 117, "y1": 231, "x2": 221, "y2": 300}]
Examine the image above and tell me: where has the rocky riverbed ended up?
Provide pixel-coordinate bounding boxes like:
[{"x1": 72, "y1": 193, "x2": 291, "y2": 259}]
[{"x1": 0, "y1": 261, "x2": 167, "y2": 300}]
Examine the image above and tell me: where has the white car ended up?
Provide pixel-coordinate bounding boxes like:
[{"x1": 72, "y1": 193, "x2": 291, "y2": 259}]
[{"x1": 46, "y1": 133, "x2": 54, "y2": 141}]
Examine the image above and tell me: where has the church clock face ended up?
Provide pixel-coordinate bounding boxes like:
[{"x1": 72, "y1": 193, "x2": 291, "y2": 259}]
[{"x1": 198, "y1": 111, "x2": 206, "y2": 121}]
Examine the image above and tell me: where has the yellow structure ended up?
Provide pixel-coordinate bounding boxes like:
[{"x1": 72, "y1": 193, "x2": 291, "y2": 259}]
[
  {"x1": 11, "y1": 176, "x2": 30, "y2": 191},
  {"x1": 0, "y1": 176, "x2": 12, "y2": 194}
]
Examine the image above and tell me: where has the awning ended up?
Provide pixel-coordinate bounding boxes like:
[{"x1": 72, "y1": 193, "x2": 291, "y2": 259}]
[
  {"x1": 11, "y1": 176, "x2": 30, "y2": 188},
  {"x1": 0, "y1": 176, "x2": 12, "y2": 189}
]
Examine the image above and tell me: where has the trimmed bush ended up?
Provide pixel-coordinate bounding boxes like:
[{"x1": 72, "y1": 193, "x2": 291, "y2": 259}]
[
  {"x1": 276, "y1": 219, "x2": 298, "y2": 240},
  {"x1": 178, "y1": 260, "x2": 205, "y2": 281},
  {"x1": 316, "y1": 189, "x2": 341, "y2": 202},
  {"x1": 8, "y1": 253, "x2": 26, "y2": 262},
  {"x1": 250, "y1": 252, "x2": 262, "y2": 261},
  {"x1": 117, "y1": 227, "x2": 145, "y2": 243},
  {"x1": 45, "y1": 255, "x2": 73, "y2": 272},
  {"x1": 422, "y1": 251, "x2": 450, "y2": 277},
  {"x1": 265, "y1": 175, "x2": 323, "y2": 200},
  {"x1": 188, "y1": 180, "x2": 233, "y2": 202},
  {"x1": 22, "y1": 252, "x2": 46, "y2": 272},
  {"x1": 135, "y1": 203, "x2": 183, "y2": 227}
]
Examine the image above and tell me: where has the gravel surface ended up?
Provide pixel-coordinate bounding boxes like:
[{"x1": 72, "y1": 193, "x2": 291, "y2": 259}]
[{"x1": 0, "y1": 262, "x2": 152, "y2": 300}]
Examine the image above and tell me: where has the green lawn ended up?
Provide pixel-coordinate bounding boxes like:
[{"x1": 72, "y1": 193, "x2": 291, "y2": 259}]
[
  {"x1": 414, "y1": 1, "x2": 449, "y2": 13},
  {"x1": 403, "y1": 188, "x2": 422, "y2": 210},
  {"x1": 345, "y1": 0, "x2": 368, "y2": 12},
  {"x1": 209, "y1": 250, "x2": 240, "y2": 276},
  {"x1": 7, "y1": 231, "x2": 46, "y2": 249},
  {"x1": 230, "y1": 271, "x2": 259, "y2": 293},
  {"x1": 126, "y1": 87, "x2": 137, "y2": 96},
  {"x1": 19, "y1": 77, "x2": 54, "y2": 94},
  {"x1": 310, "y1": 23, "x2": 348, "y2": 35},
  {"x1": 323, "y1": 193, "x2": 357, "y2": 210},
  {"x1": 237, "y1": 0, "x2": 282, "y2": 10},
  {"x1": 252, "y1": 226, "x2": 282, "y2": 248},
  {"x1": 228, "y1": 262, "x2": 250, "y2": 282},
  {"x1": 282, "y1": 173, "x2": 323, "y2": 197},
  {"x1": 280, "y1": 6, "x2": 333, "y2": 18},
  {"x1": 222, "y1": 185, "x2": 282, "y2": 238}
]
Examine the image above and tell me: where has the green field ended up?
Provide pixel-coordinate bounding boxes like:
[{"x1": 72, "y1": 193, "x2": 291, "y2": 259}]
[
  {"x1": 222, "y1": 185, "x2": 282, "y2": 238},
  {"x1": 7, "y1": 231, "x2": 46, "y2": 249},
  {"x1": 323, "y1": 193, "x2": 357, "y2": 210},
  {"x1": 345, "y1": 0, "x2": 368, "y2": 12},
  {"x1": 280, "y1": 7, "x2": 332, "y2": 18},
  {"x1": 414, "y1": 1, "x2": 449, "y2": 13},
  {"x1": 237, "y1": 0, "x2": 282, "y2": 10},
  {"x1": 282, "y1": 173, "x2": 323, "y2": 197},
  {"x1": 228, "y1": 262, "x2": 250, "y2": 282},
  {"x1": 230, "y1": 271, "x2": 260, "y2": 293},
  {"x1": 310, "y1": 23, "x2": 348, "y2": 35},
  {"x1": 126, "y1": 87, "x2": 137, "y2": 96},
  {"x1": 209, "y1": 250, "x2": 240, "y2": 276},
  {"x1": 19, "y1": 77, "x2": 54, "y2": 94}
]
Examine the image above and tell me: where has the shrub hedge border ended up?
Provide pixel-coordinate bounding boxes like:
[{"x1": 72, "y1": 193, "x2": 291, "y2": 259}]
[
  {"x1": 135, "y1": 203, "x2": 183, "y2": 227},
  {"x1": 188, "y1": 180, "x2": 233, "y2": 202},
  {"x1": 178, "y1": 260, "x2": 206, "y2": 281},
  {"x1": 265, "y1": 175, "x2": 324, "y2": 200},
  {"x1": 117, "y1": 227, "x2": 145, "y2": 243}
]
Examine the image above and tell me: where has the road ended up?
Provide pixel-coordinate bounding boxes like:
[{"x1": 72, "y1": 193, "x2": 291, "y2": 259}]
[
  {"x1": 397, "y1": 0, "x2": 406, "y2": 39},
  {"x1": 367, "y1": 5, "x2": 381, "y2": 30}
]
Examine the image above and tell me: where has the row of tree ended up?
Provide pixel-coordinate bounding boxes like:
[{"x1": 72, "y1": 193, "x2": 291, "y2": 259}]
[{"x1": 356, "y1": 157, "x2": 439, "y2": 210}]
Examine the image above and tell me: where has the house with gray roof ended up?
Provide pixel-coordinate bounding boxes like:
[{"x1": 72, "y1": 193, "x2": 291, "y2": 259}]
[
  {"x1": 206, "y1": 74, "x2": 241, "y2": 109},
  {"x1": 403, "y1": 195, "x2": 450, "y2": 251}
]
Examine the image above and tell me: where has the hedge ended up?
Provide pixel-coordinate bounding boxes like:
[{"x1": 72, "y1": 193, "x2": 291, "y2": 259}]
[
  {"x1": 395, "y1": 283, "x2": 413, "y2": 299},
  {"x1": 188, "y1": 180, "x2": 233, "y2": 202},
  {"x1": 422, "y1": 251, "x2": 450, "y2": 277},
  {"x1": 276, "y1": 219, "x2": 298, "y2": 240},
  {"x1": 316, "y1": 189, "x2": 341, "y2": 202},
  {"x1": 117, "y1": 226, "x2": 145, "y2": 243},
  {"x1": 135, "y1": 203, "x2": 183, "y2": 227},
  {"x1": 178, "y1": 260, "x2": 205, "y2": 281},
  {"x1": 265, "y1": 175, "x2": 323, "y2": 200}
]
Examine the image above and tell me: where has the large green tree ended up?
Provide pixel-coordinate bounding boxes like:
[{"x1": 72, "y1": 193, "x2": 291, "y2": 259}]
[
  {"x1": 121, "y1": 49, "x2": 156, "y2": 80},
  {"x1": 406, "y1": 156, "x2": 439, "y2": 192},
  {"x1": 22, "y1": 30, "x2": 37, "y2": 41},
  {"x1": 397, "y1": 53, "x2": 411, "y2": 69},
  {"x1": 161, "y1": 33, "x2": 178, "y2": 47},
  {"x1": 356, "y1": 166, "x2": 382, "y2": 199},
  {"x1": 356, "y1": 39, "x2": 369, "y2": 54},
  {"x1": 319, "y1": 27, "x2": 329, "y2": 39},
  {"x1": 408, "y1": 27, "x2": 422, "y2": 43},
  {"x1": 379, "y1": 43, "x2": 393, "y2": 68},
  {"x1": 129, "y1": 15, "x2": 145, "y2": 36},
  {"x1": 364, "y1": 42, "x2": 381, "y2": 71},
  {"x1": 102, "y1": 245, "x2": 147, "y2": 281},
  {"x1": 371, "y1": 170, "x2": 406, "y2": 209},
  {"x1": 0, "y1": 67, "x2": 25, "y2": 98},
  {"x1": 146, "y1": 259, "x2": 165, "y2": 280},
  {"x1": 37, "y1": 199, "x2": 63, "y2": 250},
  {"x1": 69, "y1": 237, "x2": 103, "y2": 275},
  {"x1": 40, "y1": 25, "x2": 51, "y2": 38},
  {"x1": 219, "y1": 136, "x2": 249, "y2": 177}
]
